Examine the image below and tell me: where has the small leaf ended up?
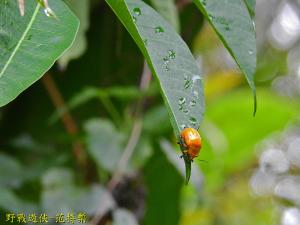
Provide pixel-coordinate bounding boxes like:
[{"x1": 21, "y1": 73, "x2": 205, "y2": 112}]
[
  {"x1": 0, "y1": 0, "x2": 79, "y2": 107},
  {"x1": 193, "y1": 0, "x2": 257, "y2": 114}
]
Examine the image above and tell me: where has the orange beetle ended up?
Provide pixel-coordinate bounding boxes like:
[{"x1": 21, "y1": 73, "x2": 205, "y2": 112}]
[{"x1": 179, "y1": 127, "x2": 202, "y2": 161}]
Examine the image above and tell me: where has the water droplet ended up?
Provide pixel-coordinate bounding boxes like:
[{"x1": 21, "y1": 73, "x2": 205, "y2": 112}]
[
  {"x1": 184, "y1": 79, "x2": 191, "y2": 89},
  {"x1": 202, "y1": 0, "x2": 207, "y2": 6},
  {"x1": 155, "y1": 26, "x2": 164, "y2": 33},
  {"x1": 183, "y1": 109, "x2": 189, "y2": 114},
  {"x1": 144, "y1": 39, "x2": 148, "y2": 46},
  {"x1": 248, "y1": 50, "x2": 254, "y2": 55},
  {"x1": 163, "y1": 56, "x2": 170, "y2": 63},
  {"x1": 168, "y1": 50, "x2": 176, "y2": 59},
  {"x1": 180, "y1": 124, "x2": 186, "y2": 130},
  {"x1": 43, "y1": 7, "x2": 56, "y2": 18},
  {"x1": 192, "y1": 75, "x2": 201, "y2": 83},
  {"x1": 189, "y1": 100, "x2": 196, "y2": 107},
  {"x1": 208, "y1": 14, "x2": 215, "y2": 20},
  {"x1": 178, "y1": 97, "x2": 186, "y2": 106},
  {"x1": 179, "y1": 105, "x2": 183, "y2": 111},
  {"x1": 193, "y1": 90, "x2": 199, "y2": 98},
  {"x1": 163, "y1": 56, "x2": 170, "y2": 71},
  {"x1": 132, "y1": 16, "x2": 137, "y2": 23},
  {"x1": 189, "y1": 117, "x2": 197, "y2": 125},
  {"x1": 133, "y1": 7, "x2": 141, "y2": 16}
]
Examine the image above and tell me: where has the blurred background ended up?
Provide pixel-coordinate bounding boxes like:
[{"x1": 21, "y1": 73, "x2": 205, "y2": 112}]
[{"x1": 1, "y1": 0, "x2": 300, "y2": 224}]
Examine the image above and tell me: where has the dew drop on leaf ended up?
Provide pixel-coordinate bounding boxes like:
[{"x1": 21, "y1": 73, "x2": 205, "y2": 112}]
[
  {"x1": 155, "y1": 26, "x2": 164, "y2": 33},
  {"x1": 178, "y1": 97, "x2": 186, "y2": 106},
  {"x1": 132, "y1": 16, "x2": 137, "y2": 23},
  {"x1": 183, "y1": 109, "x2": 189, "y2": 114},
  {"x1": 189, "y1": 100, "x2": 196, "y2": 107},
  {"x1": 192, "y1": 75, "x2": 201, "y2": 83},
  {"x1": 163, "y1": 56, "x2": 170, "y2": 63},
  {"x1": 133, "y1": 7, "x2": 141, "y2": 16},
  {"x1": 143, "y1": 39, "x2": 148, "y2": 46},
  {"x1": 189, "y1": 117, "x2": 197, "y2": 125},
  {"x1": 168, "y1": 50, "x2": 176, "y2": 59},
  {"x1": 208, "y1": 14, "x2": 215, "y2": 20},
  {"x1": 184, "y1": 78, "x2": 191, "y2": 89}
]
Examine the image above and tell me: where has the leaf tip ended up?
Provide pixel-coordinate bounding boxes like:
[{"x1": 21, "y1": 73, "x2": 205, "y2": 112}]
[
  {"x1": 183, "y1": 155, "x2": 191, "y2": 185},
  {"x1": 253, "y1": 88, "x2": 257, "y2": 117}
]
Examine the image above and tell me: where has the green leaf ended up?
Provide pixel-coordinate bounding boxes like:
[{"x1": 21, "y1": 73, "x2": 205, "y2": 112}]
[
  {"x1": 58, "y1": 0, "x2": 90, "y2": 68},
  {"x1": 0, "y1": 153, "x2": 23, "y2": 188},
  {"x1": 0, "y1": 187, "x2": 37, "y2": 212},
  {"x1": 144, "y1": 149, "x2": 183, "y2": 225},
  {"x1": 0, "y1": 0, "x2": 79, "y2": 107},
  {"x1": 150, "y1": 0, "x2": 180, "y2": 32},
  {"x1": 243, "y1": 0, "x2": 255, "y2": 17},
  {"x1": 41, "y1": 168, "x2": 115, "y2": 215},
  {"x1": 105, "y1": 0, "x2": 205, "y2": 183},
  {"x1": 193, "y1": 0, "x2": 257, "y2": 113},
  {"x1": 160, "y1": 139, "x2": 203, "y2": 189},
  {"x1": 105, "y1": 0, "x2": 205, "y2": 138},
  {"x1": 84, "y1": 118, "x2": 124, "y2": 172},
  {"x1": 112, "y1": 209, "x2": 138, "y2": 225},
  {"x1": 200, "y1": 88, "x2": 300, "y2": 190}
]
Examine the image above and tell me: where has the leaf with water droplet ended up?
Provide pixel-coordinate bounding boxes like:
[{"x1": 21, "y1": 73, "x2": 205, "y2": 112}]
[
  {"x1": 193, "y1": 0, "x2": 257, "y2": 115},
  {"x1": 106, "y1": 0, "x2": 205, "y2": 184}
]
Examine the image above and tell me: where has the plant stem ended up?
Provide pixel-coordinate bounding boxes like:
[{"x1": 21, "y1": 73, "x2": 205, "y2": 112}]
[{"x1": 42, "y1": 73, "x2": 87, "y2": 168}]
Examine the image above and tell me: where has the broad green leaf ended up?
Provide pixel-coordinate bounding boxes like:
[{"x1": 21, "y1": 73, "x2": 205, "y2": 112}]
[
  {"x1": 193, "y1": 0, "x2": 257, "y2": 113},
  {"x1": 105, "y1": 0, "x2": 205, "y2": 138},
  {"x1": 105, "y1": 0, "x2": 205, "y2": 183},
  {"x1": 0, "y1": 0, "x2": 79, "y2": 107},
  {"x1": 58, "y1": 0, "x2": 90, "y2": 68},
  {"x1": 144, "y1": 149, "x2": 183, "y2": 225},
  {"x1": 150, "y1": 0, "x2": 180, "y2": 32}
]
